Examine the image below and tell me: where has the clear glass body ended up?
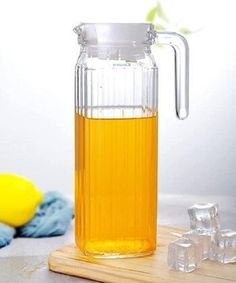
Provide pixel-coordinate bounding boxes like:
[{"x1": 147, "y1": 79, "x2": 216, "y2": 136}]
[{"x1": 74, "y1": 23, "x2": 189, "y2": 258}]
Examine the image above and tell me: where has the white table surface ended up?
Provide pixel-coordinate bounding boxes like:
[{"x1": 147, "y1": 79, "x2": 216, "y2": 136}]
[{"x1": 0, "y1": 194, "x2": 235, "y2": 283}]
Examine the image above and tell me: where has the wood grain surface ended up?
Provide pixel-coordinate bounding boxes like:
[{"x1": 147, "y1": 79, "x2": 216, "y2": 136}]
[{"x1": 48, "y1": 225, "x2": 236, "y2": 283}]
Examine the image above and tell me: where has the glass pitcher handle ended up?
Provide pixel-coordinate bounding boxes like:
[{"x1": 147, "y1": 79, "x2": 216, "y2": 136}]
[{"x1": 156, "y1": 32, "x2": 189, "y2": 119}]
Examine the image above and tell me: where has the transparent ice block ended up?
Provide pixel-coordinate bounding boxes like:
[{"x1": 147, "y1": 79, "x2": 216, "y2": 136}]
[
  {"x1": 210, "y1": 229, "x2": 236, "y2": 263},
  {"x1": 188, "y1": 203, "x2": 220, "y2": 235},
  {"x1": 183, "y1": 230, "x2": 210, "y2": 260},
  {"x1": 168, "y1": 238, "x2": 202, "y2": 272}
]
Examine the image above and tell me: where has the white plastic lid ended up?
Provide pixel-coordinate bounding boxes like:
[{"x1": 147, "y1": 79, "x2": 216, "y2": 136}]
[{"x1": 74, "y1": 23, "x2": 156, "y2": 46}]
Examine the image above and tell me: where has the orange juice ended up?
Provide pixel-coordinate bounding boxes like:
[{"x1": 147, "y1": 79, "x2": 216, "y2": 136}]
[{"x1": 75, "y1": 113, "x2": 158, "y2": 257}]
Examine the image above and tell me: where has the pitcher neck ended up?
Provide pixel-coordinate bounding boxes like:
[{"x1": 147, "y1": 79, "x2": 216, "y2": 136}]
[{"x1": 81, "y1": 45, "x2": 151, "y2": 60}]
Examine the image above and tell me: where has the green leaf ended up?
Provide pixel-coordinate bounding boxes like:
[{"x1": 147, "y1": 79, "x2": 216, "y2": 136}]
[
  {"x1": 179, "y1": 27, "x2": 192, "y2": 35},
  {"x1": 156, "y1": 2, "x2": 169, "y2": 22},
  {"x1": 146, "y1": 7, "x2": 157, "y2": 22},
  {"x1": 155, "y1": 23, "x2": 166, "y2": 31}
]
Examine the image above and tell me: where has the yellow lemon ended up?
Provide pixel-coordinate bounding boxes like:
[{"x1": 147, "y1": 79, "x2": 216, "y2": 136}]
[{"x1": 0, "y1": 174, "x2": 44, "y2": 227}]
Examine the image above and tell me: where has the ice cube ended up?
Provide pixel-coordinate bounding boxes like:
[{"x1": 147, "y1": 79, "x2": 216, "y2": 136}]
[
  {"x1": 210, "y1": 229, "x2": 236, "y2": 263},
  {"x1": 188, "y1": 203, "x2": 220, "y2": 235},
  {"x1": 168, "y1": 238, "x2": 202, "y2": 272},
  {"x1": 183, "y1": 230, "x2": 211, "y2": 260}
]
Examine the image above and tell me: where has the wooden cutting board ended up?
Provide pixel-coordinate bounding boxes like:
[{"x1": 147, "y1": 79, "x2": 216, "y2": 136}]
[{"x1": 48, "y1": 225, "x2": 236, "y2": 283}]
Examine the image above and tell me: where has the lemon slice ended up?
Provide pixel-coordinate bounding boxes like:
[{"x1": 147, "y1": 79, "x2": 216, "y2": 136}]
[{"x1": 0, "y1": 174, "x2": 44, "y2": 227}]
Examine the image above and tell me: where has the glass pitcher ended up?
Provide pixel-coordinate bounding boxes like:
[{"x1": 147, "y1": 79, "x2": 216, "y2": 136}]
[{"x1": 74, "y1": 23, "x2": 189, "y2": 258}]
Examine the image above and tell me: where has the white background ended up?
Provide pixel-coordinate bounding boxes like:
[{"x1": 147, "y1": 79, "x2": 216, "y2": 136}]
[{"x1": 0, "y1": 0, "x2": 235, "y2": 197}]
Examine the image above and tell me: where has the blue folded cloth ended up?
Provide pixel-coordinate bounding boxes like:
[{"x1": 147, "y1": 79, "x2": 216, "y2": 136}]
[
  {"x1": 0, "y1": 191, "x2": 74, "y2": 248},
  {"x1": 0, "y1": 223, "x2": 15, "y2": 248},
  {"x1": 18, "y1": 192, "x2": 74, "y2": 237}
]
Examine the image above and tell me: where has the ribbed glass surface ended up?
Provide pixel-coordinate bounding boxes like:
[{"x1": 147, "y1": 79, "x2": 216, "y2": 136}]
[
  {"x1": 75, "y1": 48, "x2": 158, "y2": 258},
  {"x1": 75, "y1": 54, "x2": 158, "y2": 118}
]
